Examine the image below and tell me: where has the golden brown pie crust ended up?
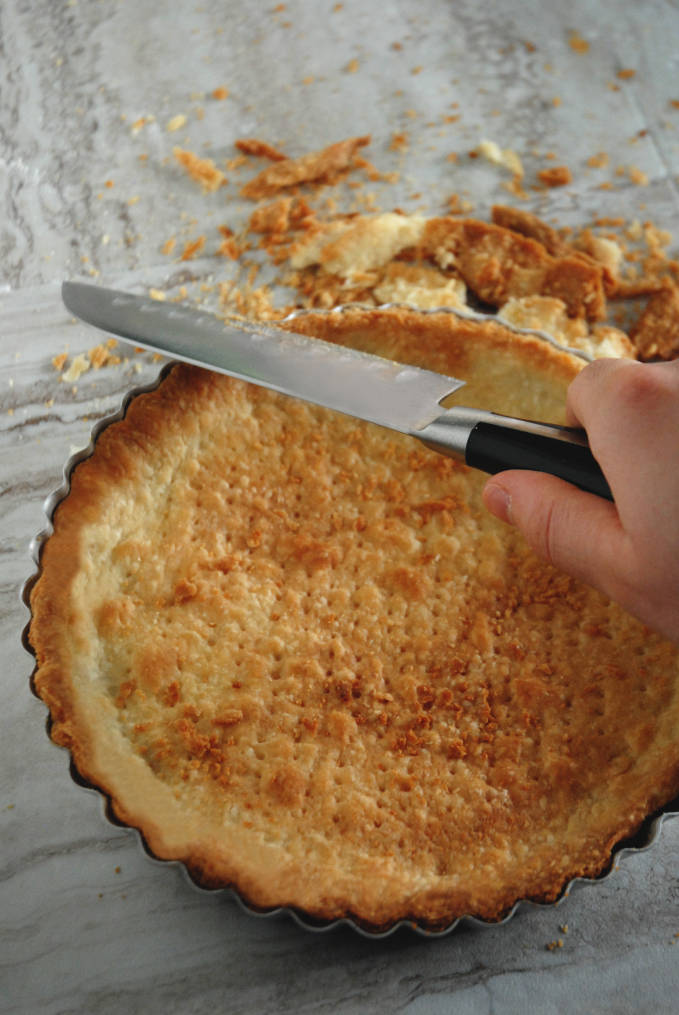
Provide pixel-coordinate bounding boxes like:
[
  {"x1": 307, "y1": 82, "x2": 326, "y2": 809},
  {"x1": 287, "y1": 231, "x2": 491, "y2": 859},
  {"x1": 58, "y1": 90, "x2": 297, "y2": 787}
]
[{"x1": 29, "y1": 307, "x2": 679, "y2": 930}]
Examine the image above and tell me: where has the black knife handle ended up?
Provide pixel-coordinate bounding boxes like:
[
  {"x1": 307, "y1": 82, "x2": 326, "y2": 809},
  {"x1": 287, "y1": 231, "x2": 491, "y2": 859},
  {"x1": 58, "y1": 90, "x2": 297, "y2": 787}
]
[
  {"x1": 466, "y1": 421, "x2": 613, "y2": 500},
  {"x1": 415, "y1": 407, "x2": 613, "y2": 501}
]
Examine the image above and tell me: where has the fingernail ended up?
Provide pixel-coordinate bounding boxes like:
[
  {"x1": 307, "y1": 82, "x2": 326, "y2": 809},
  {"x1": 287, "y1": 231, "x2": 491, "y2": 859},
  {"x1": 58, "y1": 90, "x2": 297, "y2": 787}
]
[{"x1": 483, "y1": 482, "x2": 513, "y2": 524}]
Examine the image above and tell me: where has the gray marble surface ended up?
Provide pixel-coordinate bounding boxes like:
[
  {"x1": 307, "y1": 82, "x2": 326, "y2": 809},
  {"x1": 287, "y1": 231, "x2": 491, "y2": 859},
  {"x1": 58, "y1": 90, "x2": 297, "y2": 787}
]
[{"x1": 3, "y1": 1, "x2": 679, "y2": 1012}]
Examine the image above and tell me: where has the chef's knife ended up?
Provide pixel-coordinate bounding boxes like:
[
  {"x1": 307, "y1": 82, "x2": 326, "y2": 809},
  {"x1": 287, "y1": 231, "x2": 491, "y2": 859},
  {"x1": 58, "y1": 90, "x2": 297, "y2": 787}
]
[{"x1": 62, "y1": 281, "x2": 612, "y2": 501}]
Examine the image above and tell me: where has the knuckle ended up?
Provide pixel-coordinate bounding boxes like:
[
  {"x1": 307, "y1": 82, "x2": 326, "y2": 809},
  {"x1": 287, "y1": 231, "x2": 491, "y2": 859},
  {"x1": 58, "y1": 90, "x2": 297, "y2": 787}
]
[
  {"x1": 606, "y1": 361, "x2": 675, "y2": 411},
  {"x1": 540, "y1": 498, "x2": 561, "y2": 569},
  {"x1": 567, "y1": 358, "x2": 624, "y2": 422},
  {"x1": 570, "y1": 359, "x2": 679, "y2": 436}
]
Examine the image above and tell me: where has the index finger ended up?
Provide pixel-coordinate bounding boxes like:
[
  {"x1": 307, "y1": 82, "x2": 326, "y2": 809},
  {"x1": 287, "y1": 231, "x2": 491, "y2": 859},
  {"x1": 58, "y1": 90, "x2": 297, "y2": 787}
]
[{"x1": 565, "y1": 356, "x2": 679, "y2": 531}]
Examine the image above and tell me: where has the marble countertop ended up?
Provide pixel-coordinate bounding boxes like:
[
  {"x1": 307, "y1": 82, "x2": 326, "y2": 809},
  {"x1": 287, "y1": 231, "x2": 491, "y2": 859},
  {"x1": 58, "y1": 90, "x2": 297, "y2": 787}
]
[{"x1": 3, "y1": 1, "x2": 679, "y2": 1011}]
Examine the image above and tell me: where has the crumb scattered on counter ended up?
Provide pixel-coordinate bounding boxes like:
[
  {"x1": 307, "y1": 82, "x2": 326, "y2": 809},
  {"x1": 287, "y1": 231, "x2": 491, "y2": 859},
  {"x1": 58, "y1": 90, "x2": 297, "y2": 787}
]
[
  {"x1": 173, "y1": 147, "x2": 226, "y2": 191},
  {"x1": 568, "y1": 31, "x2": 589, "y2": 53},
  {"x1": 628, "y1": 166, "x2": 649, "y2": 186},
  {"x1": 88, "y1": 343, "x2": 120, "y2": 369},
  {"x1": 538, "y1": 165, "x2": 572, "y2": 187},
  {"x1": 236, "y1": 138, "x2": 287, "y2": 161},
  {"x1": 476, "y1": 139, "x2": 524, "y2": 179},
  {"x1": 587, "y1": 151, "x2": 609, "y2": 169},
  {"x1": 240, "y1": 135, "x2": 371, "y2": 199},
  {"x1": 62, "y1": 354, "x2": 90, "y2": 384},
  {"x1": 179, "y1": 235, "x2": 206, "y2": 261},
  {"x1": 166, "y1": 114, "x2": 187, "y2": 132},
  {"x1": 390, "y1": 131, "x2": 409, "y2": 152}
]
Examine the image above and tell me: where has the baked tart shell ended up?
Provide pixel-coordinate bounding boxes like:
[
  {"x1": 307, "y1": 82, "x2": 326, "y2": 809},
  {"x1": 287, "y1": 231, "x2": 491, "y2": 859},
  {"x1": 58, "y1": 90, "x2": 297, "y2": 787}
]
[{"x1": 25, "y1": 305, "x2": 679, "y2": 935}]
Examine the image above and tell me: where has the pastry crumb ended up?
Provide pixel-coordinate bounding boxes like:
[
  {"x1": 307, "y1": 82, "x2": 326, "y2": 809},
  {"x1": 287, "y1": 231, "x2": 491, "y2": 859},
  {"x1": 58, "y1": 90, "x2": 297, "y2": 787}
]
[
  {"x1": 568, "y1": 31, "x2": 589, "y2": 53},
  {"x1": 166, "y1": 114, "x2": 188, "y2": 132},
  {"x1": 476, "y1": 139, "x2": 524, "y2": 178},
  {"x1": 587, "y1": 151, "x2": 609, "y2": 169},
  {"x1": 630, "y1": 281, "x2": 679, "y2": 359},
  {"x1": 240, "y1": 135, "x2": 371, "y2": 200},
  {"x1": 236, "y1": 138, "x2": 287, "y2": 161},
  {"x1": 390, "y1": 131, "x2": 410, "y2": 152},
  {"x1": 173, "y1": 147, "x2": 227, "y2": 192},
  {"x1": 538, "y1": 165, "x2": 572, "y2": 187},
  {"x1": 179, "y1": 236, "x2": 206, "y2": 261},
  {"x1": 62, "y1": 354, "x2": 90, "y2": 383},
  {"x1": 628, "y1": 166, "x2": 649, "y2": 186},
  {"x1": 88, "y1": 344, "x2": 111, "y2": 369}
]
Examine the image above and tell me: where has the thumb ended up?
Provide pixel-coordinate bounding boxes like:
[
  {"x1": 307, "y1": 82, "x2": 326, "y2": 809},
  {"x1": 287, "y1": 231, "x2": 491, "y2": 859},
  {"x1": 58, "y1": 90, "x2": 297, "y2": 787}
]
[{"x1": 482, "y1": 471, "x2": 630, "y2": 599}]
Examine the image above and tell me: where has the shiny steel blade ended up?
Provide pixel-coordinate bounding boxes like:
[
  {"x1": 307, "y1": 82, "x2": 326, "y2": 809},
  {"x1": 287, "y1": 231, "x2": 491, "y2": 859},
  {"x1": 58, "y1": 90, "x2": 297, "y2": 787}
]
[{"x1": 62, "y1": 282, "x2": 465, "y2": 433}]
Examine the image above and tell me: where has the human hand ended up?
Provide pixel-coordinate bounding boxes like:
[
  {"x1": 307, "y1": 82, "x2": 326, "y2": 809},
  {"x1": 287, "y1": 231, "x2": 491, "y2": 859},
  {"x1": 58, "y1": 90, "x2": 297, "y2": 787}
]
[{"x1": 482, "y1": 357, "x2": 679, "y2": 643}]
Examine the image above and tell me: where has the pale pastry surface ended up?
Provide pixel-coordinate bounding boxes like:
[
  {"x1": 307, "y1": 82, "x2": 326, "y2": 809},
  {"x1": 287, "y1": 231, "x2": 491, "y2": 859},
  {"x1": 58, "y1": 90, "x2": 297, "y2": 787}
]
[{"x1": 30, "y1": 308, "x2": 679, "y2": 929}]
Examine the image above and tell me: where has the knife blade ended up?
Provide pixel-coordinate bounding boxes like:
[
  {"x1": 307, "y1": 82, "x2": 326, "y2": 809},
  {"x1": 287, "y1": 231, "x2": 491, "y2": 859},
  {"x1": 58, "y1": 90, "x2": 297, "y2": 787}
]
[{"x1": 62, "y1": 281, "x2": 612, "y2": 500}]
